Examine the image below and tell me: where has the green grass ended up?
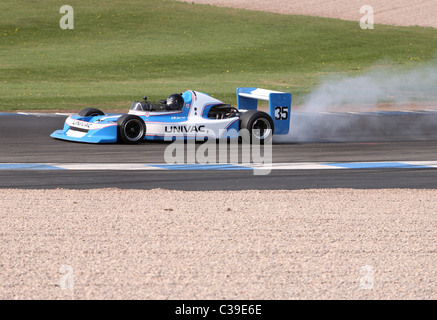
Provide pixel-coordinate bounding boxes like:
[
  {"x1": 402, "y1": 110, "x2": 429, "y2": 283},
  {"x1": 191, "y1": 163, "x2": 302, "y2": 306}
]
[{"x1": 1, "y1": 0, "x2": 436, "y2": 111}]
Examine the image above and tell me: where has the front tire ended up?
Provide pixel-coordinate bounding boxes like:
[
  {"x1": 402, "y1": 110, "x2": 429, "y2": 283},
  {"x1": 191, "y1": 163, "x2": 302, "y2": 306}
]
[
  {"x1": 117, "y1": 114, "x2": 146, "y2": 144},
  {"x1": 239, "y1": 110, "x2": 274, "y2": 143},
  {"x1": 78, "y1": 108, "x2": 105, "y2": 117}
]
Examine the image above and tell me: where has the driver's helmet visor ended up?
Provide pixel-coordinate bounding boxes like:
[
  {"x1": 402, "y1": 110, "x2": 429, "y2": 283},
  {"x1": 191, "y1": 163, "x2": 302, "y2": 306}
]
[
  {"x1": 166, "y1": 99, "x2": 180, "y2": 107},
  {"x1": 166, "y1": 96, "x2": 184, "y2": 109}
]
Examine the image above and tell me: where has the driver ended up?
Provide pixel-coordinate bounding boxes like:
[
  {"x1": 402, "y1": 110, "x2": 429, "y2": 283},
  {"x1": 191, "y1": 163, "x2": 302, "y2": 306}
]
[{"x1": 164, "y1": 93, "x2": 184, "y2": 111}]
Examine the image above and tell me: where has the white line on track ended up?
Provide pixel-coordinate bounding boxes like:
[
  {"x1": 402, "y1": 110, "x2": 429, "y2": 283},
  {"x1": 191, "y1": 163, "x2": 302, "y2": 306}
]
[{"x1": 1, "y1": 161, "x2": 437, "y2": 171}]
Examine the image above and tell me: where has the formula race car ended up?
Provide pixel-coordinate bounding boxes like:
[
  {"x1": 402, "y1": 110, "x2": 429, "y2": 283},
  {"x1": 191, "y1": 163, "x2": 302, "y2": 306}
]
[{"x1": 50, "y1": 87, "x2": 291, "y2": 144}]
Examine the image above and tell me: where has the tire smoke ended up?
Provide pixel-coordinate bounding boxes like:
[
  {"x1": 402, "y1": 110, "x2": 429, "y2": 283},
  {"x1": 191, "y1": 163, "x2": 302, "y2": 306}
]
[{"x1": 278, "y1": 59, "x2": 437, "y2": 142}]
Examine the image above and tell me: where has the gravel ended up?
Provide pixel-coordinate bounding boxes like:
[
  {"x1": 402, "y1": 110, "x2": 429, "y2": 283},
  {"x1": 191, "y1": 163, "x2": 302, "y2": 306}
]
[
  {"x1": 1, "y1": 188, "x2": 436, "y2": 299},
  {"x1": 179, "y1": 0, "x2": 437, "y2": 28}
]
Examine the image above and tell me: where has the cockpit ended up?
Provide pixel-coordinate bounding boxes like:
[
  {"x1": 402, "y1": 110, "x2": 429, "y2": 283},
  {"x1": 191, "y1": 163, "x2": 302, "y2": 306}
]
[{"x1": 130, "y1": 94, "x2": 185, "y2": 113}]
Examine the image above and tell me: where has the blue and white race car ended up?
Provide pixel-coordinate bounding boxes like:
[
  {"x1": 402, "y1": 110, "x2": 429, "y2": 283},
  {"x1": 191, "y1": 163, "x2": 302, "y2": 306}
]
[{"x1": 50, "y1": 87, "x2": 291, "y2": 144}]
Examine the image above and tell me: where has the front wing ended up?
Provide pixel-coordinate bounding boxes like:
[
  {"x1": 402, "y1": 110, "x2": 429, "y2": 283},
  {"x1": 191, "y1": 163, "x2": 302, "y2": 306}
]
[{"x1": 50, "y1": 120, "x2": 118, "y2": 143}]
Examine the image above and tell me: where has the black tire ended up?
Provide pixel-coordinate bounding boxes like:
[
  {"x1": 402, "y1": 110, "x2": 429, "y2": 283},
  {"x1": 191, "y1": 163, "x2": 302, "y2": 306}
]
[
  {"x1": 117, "y1": 114, "x2": 146, "y2": 144},
  {"x1": 78, "y1": 108, "x2": 105, "y2": 117},
  {"x1": 239, "y1": 110, "x2": 274, "y2": 143}
]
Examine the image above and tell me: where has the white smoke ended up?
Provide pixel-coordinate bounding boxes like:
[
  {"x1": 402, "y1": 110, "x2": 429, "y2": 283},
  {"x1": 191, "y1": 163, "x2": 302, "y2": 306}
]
[
  {"x1": 302, "y1": 61, "x2": 437, "y2": 112},
  {"x1": 280, "y1": 59, "x2": 437, "y2": 142}
]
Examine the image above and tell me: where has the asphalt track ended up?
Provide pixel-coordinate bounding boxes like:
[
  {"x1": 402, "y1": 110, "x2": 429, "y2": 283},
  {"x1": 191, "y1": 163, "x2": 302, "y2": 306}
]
[{"x1": 1, "y1": 113, "x2": 437, "y2": 189}]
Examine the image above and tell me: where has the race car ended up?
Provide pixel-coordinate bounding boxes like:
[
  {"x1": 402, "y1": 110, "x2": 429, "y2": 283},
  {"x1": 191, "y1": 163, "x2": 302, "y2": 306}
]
[{"x1": 50, "y1": 87, "x2": 291, "y2": 144}]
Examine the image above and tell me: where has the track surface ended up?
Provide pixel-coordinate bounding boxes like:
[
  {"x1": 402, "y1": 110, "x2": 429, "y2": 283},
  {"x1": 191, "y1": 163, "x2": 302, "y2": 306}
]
[{"x1": 1, "y1": 114, "x2": 437, "y2": 189}]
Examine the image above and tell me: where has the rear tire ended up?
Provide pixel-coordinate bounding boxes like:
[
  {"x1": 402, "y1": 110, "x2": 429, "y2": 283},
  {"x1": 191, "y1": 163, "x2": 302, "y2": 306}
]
[
  {"x1": 239, "y1": 110, "x2": 274, "y2": 143},
  {"x1": 117, "y1": 114, "x2": 146, "y2": 144},
  {"x1": 78, "y1": 108, "x2": 105, "y2": 117}
]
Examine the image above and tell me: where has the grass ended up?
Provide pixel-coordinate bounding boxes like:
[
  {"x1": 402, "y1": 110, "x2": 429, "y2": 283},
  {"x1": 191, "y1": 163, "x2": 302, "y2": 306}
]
[{"x1": 0, "y1": 0, "x2": 436, "y2": 111}]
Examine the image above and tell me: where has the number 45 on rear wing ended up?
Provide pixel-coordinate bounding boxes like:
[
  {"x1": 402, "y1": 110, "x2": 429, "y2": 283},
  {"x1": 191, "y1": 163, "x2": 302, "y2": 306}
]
[{"x1": 236, "y1": 87, "x2": 291, "y2": 135}]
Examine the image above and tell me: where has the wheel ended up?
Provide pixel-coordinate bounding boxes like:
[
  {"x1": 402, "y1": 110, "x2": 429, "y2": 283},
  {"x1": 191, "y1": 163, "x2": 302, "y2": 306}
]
[
  {"x1": 78, "y1": 108, "x2": 105, "y2": 117},
  {"x1": 117, "y1": 114, "x2": 146, "y2": 144},
  {"x1": 239, "y1": 110, "x2": 274, "y2": 143}
]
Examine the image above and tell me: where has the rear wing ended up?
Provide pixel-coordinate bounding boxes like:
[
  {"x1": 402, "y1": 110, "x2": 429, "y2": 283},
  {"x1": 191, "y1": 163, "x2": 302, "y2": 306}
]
[{"x1": 236, "y1": 87, "x2": 291, "y2": 135}]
